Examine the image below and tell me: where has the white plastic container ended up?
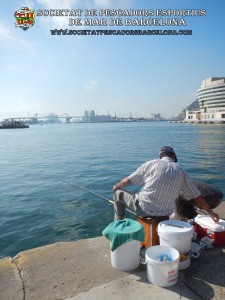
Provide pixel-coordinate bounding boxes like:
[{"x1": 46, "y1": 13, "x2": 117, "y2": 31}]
[
  {"x1": 157, "y1": 220, "x2": 193, "y2": 270},
  {"x1": 145, "y1": 245, "x2": 179, "y2": 287},
  {"x1": 111, "y1": 240, "x2": 140, "y2": 271}
]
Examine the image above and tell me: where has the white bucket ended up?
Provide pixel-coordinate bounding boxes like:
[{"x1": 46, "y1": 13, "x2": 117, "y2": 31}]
[
  {"x1": 145, "y1": 245, "x2": 179, "y2": 287},
  {"x1": 111, "y1": 240, "x2": 140, "y2": 271},
  {"x1": 157, "y1": 220, "x2": 194, "y2": 270}
]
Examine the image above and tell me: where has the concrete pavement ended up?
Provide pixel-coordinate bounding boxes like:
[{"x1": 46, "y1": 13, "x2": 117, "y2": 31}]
[{"x1": 0, "y1": 202, "x2": 225, "y2": 300}]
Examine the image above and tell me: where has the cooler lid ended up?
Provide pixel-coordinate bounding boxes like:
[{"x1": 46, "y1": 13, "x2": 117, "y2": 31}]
[
  {"x1": 194, "y1": 215, "x2": 225, "y2": 232},
  {"x1": 158, "y1": 220, "x2": 193, "y2": 234}
]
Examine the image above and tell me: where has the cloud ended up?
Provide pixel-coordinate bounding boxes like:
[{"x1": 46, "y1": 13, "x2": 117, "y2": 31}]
[
  {"x1": 93, "y1": 0, "x2": 134, "y2": 8},
  {"x1": 37, "y1": 0, "x2": 79, "y2": 8},
  {"x1": 0, "y1": 23, "x2": 12, "y2": 40},
  {"x1": 36, "y1": 0, "x2": 134, "y2": 28},
  {"x1": 4, "y1": 63, "x2": 17, "y2": 72},
  {"x1": 22, "y1": 1, "x2": 35, "y2": 9},
  {"x1": 36, "y1": 0, "x2": 80, "y2": 28},
  {"x1": 0, "y1": 22, "x2": 36, "y2": 55},
  {"x1": 0, "y1": 98, "x2": 45, "y2": 119},
  {"x1": 85, "y1": 80, "x2": 99, "y2": 90},
  {"x1": 93, "y1": 0, "x2": 111, "y2": 7}
]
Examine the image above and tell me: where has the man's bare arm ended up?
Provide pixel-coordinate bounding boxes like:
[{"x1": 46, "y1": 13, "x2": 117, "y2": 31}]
[{"x1": 112, "y1": 177, "x2": 132, "y2": 192}]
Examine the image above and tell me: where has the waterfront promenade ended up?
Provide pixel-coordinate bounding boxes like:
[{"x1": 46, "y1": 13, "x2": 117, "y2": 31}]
[{"x1": 0, "y1": 202, "x2": 225, "y2": 300}]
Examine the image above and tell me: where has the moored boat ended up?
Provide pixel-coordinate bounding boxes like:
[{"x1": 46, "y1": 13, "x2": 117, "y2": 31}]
[{"x1": 0, "y1": 119, "x2": 29, "y2": 129}]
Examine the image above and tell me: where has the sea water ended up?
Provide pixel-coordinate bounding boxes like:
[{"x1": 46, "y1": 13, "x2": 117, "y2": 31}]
[{"x1": 0, "y1": 121, "x2": 225, "y2": 258}]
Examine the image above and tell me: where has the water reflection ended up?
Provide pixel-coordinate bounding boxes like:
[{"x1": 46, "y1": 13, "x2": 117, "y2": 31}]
[{"x1": 190, "y1": 125, "x2": 225, "y2": 191}]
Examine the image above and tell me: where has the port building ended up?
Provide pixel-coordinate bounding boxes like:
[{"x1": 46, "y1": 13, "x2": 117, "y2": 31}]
[{"x1": 185, "y1": 77, "x2": 225, "y2": 123}]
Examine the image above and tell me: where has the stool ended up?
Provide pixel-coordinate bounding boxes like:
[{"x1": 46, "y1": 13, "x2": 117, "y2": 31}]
[{"x1": 137, "y1": 216, "x2": 169, "y2": 249}]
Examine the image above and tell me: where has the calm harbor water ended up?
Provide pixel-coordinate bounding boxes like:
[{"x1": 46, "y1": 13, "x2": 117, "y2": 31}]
[{"x1": 0, "y1": 122, "x2": 225, "y2": 258}]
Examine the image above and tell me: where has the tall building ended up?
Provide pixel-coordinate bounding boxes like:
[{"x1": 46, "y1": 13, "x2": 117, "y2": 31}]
[{"x1": 197, "y1": 77, "x2": 225, "y2": 123}]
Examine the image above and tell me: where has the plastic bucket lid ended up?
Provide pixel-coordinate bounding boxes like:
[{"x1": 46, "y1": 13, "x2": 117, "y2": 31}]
[
  {"x1": 157, "y1": 220, "x2": 193, "y2": 263},
  {"x1": 157, "y1": 220, "x2": 193, "y2": 236}
]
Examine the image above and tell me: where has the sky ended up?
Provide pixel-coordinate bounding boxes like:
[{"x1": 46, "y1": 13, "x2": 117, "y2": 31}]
[{"x1": 0, "y1": 0, "x2": 225, "y2": 120}]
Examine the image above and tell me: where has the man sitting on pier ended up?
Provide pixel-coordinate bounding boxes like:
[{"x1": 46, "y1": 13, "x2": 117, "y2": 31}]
[{"x1": 112, "y1": 146, "x2": 220, "y2": 223}]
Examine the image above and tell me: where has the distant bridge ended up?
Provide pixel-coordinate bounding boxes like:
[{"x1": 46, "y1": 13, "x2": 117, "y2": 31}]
[{"x1": 5, "y1": 113, "x2": 83, "y2": 124}]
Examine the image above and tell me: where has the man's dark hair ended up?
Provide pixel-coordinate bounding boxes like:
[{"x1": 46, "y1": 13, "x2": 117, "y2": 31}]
[
  {"x1": 159, "y1": 146, "x2": 178, "y2": 162},
  {"x1": 160, "y1": 152, "x2": 175, "y2": 160}
]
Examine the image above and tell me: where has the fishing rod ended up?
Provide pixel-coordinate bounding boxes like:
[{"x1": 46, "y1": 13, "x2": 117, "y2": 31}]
[{"x1": 59, "y1": 179, "x2": 137, "y2": 217}]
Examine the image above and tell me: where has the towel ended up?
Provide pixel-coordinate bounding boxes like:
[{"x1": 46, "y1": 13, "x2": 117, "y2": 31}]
[{"x1": 102, "y1": 218, "x2": 145, "y2": 251}]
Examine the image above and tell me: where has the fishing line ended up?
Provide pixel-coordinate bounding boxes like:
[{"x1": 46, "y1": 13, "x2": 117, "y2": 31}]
[{"x1": 58, "y1": 179, "x2": 137, "y2": 216}]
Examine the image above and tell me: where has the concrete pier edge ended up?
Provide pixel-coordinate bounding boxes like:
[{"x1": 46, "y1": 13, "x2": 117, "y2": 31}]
[{"x1": 0, "y1": 202, "x2": 225, "y2": 300}]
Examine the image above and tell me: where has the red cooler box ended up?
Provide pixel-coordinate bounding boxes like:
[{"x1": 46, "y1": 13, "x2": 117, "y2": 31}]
[{"x1": 194, "y1": 215, "x2": 225, "y2": 246}]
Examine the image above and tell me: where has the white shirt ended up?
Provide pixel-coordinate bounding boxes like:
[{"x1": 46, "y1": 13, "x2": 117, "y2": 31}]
[{"x1": 128, "y1": 157, "x2": 201, "y2": 216}]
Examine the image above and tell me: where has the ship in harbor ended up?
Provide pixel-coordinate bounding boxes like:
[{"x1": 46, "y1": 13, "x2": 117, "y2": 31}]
[{"x1": 0, "y1": 119, "x2": 29, "y2": 129}]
